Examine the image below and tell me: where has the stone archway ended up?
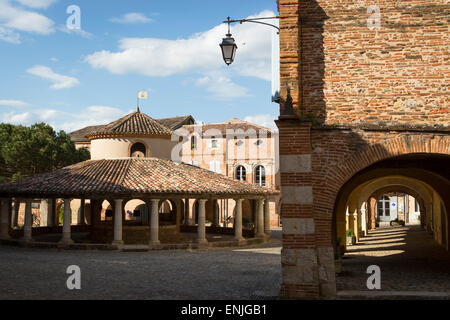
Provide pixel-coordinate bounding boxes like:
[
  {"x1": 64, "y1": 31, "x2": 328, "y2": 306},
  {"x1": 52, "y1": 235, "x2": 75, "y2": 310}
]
[{"x1": 279, "y1": 130, "x2": 450, "y2": 299}]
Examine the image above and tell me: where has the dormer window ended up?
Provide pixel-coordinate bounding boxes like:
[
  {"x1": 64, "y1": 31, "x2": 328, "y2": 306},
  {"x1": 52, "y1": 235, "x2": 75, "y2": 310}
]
[
  {"x1": 130, "y1": 142, "x2": 147, "y2": 158},
  {"x1": 191, "y1": 136, "x2": 197, "y2": 150}
]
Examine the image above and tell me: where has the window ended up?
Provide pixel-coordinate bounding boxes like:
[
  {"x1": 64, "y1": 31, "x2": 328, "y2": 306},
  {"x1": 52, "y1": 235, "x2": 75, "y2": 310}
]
[
  {"x1": 130, "y1": 142, "x2": 146, "y2": 158},
  {"x1": 377, "y1": 196, "x2": 390, "y2": 217},
  {"x1": 191, "y1": 136, "x2": 197, "y2": 150},
  {"x1": 211, "y1": 139, "x2": 218, "y2": 149},
  {"x1": 209, "y1": 160, "x2": 221, "y2": 174},
  {"x1": 235, "y1": 165, "x2": 246, "y2": 181},
  {"x1": 255, "y1": 165, "x2": 266, "y2": 187}
]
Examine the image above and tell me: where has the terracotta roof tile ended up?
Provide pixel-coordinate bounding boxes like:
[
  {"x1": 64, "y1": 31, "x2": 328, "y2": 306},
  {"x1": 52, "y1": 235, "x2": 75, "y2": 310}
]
[
  {"x1": 0, "y1": 158, "x2": 278, "y2": 198},
  {"x1": 87, "y1": 112, "x2": 172, "y2": 138}
]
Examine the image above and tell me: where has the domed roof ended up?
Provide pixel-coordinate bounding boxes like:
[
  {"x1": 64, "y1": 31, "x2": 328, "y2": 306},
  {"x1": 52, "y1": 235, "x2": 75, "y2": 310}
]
[{"x1": 86, "y1": 111, "x2": 172, "y2": 139}]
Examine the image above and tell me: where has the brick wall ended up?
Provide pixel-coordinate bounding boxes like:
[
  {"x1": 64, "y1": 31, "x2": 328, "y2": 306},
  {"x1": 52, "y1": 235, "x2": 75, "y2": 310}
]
[
  {"x1": 279, "y1": 0, "x2": 449, "y2": 127},
  {"x1": 277, "y1": 0, "x2": 449, "y2": 299}
]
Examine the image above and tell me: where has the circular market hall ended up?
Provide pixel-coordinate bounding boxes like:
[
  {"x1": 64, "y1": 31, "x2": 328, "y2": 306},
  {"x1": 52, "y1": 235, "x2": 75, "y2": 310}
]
[{"x1": 0, "y1": 110, "x2": 278, "y2": 250}]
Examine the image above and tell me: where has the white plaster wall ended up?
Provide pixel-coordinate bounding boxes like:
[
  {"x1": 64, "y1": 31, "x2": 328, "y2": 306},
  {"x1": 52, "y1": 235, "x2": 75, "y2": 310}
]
[{"x1": 90, "y1": 137, "x2": 178, "y2": 160}]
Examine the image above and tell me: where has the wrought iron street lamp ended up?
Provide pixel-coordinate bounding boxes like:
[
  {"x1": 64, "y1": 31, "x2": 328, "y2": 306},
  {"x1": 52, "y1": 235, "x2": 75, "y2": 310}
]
[
  {"x1": 220, "y1": 15, "x2": 280, "y2": 66},
  {"x1": 219, "y1": 17, "x2": 237, "y2": 66}
]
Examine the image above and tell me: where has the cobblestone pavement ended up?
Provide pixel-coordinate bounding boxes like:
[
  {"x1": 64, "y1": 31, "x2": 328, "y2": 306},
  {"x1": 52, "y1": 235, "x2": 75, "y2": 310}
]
[
  {"x1": 0, "y1": 230, "x2": 282, "y2": 300},
  {"x1": 337, "y1": 226, "x2": 450, "y2": 294}
]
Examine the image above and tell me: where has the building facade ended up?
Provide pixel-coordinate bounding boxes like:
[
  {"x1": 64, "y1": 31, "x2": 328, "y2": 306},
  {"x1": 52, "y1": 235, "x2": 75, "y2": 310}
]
[
  {"x1": 277, "y1": 0, "x2": 449, "y2": 299},
  {"x1": 177, "y1": 119, "x2": 281, "y2": 228}
]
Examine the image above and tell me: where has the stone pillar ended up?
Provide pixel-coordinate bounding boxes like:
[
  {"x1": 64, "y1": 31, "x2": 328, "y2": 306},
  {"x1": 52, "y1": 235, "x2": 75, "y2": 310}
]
[
  {"x1": 196, "y1": 199, "x2": 208, "y2": 245},
  {"x1": 149, "y1": 199, "x2": 160, "y2": 246},
  {"x1": 256, "y1": 199, "x2": 265, "y2": 238},
  {"x1": 264, "y1": 198, "x2": 271, "y2": 236},
  {"x1": 60, "y1": 199, "x2": 73, "y2": 245},
  {"x1": 353, "y1": 212, "x2": 359, "y2": 242},
  {"x1": 23, "y1": 199, "x2": 33, "y2": 242},
  {"x1": 277, "y1": 120, "x2": 336, "y2": 299},
  {"x1": 79, "y1": 199, "x2": 86, "y2": 225},
  {"x1": 176, "y1": 199, "x2": 181, "y2": 233},
  {"x1": 234, "y1": 199, "x2": 244, "y2": 242},
  {"x1": 213, "y1": 202, "x2": 220, "y2": 227},
  {"x1": 360, "y1": 208, "x2": 367, "y2": 237},
  {"x1": 11, "y1": 199, "x2": 19, "y2": 228},
  {"x1": 112, "y1": 199, "x2": 124, "y2": 246},
  {"x1": 0, "y1": 198, "x2": 11, "y2": 239},
  {"x1": 47, "y1": 199, "x2": 56, "y2": 227},
  {"x1": 40, "y1": 200, "x2": 48, "y2": 227},
  {"x1": 185, "y1": 198, "x2": 190, "y2": 225}
]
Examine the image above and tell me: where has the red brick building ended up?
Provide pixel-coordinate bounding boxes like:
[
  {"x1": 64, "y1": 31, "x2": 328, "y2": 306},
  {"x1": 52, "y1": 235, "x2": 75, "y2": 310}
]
[{"x1": 276, "y1": 0, "x2": 449, "y2": 298}]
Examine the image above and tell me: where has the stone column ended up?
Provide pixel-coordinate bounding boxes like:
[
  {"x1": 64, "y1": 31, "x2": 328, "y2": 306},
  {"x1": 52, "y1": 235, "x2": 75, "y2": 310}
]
[
  {"x1": 176, "y1": 199, "x2": 181, "y2": 233},
  {"x1": 60, "y1": 199, "x2": 73, "y2": 245},
  {"x1": 213, "y1": 203, "x2": 220, "y2": 227},
  {"x1": 112, "y1": 199, "x2": 123, "y2": 246},
  {"x1": 47, "y1": 199, "x2": 56, "y2": 227},
  {"x1": 185, "y1": 198, "x2": 190, "y2": 225},
  {"x1": 11, "y1": 199, "x2": 19, "y2": 228},
  {"x1": 360, "y1": 207, "x2": 367, "y2": 237},
  {"x1": 40, "y1": 200, "x2": 48, "y2": 227},
  {"x1": 79, "y1": 199, "x2": 86, "y2": 225},
  {"x1": 353, "y1": 212, "x2": 359, "y2": 242},
  {"x1": 256, "y1": 199, "x2": 265, "y2": 238},
  {"x1": 149, "y1": 199, "x2": 160, "y2": 246},
  {"x1": 264, "y1": 198, "x2": 271, "y2": 236},
  {"x1": 234, "y1": 199, "x2": 244, "y2": 242},
  {"x1": 196, "y1": 199, "x2": 208, "y2": 245},
  {"x1": 0, "y1": 198, "x2": 11, "y2": 239},
  {"x1": 23, "y1": 199, "x2": 33, "y2": 242}
]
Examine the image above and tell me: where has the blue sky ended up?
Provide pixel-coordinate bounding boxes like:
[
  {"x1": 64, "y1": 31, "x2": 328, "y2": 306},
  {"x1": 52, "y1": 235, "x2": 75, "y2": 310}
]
[{"x1": 0, "y1": 0, "x2": 279, "y2": 132}]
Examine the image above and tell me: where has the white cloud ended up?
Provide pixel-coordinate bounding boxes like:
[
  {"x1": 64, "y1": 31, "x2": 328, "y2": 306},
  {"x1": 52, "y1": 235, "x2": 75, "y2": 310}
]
[
  {"x1": 0, "y1": 0, "x2": 55, "y2": 35},
  {"x1": 195, "y1": 75, "x2": 250, "y2": 100},
  {"x1": 0, "y1": 99, "x2": 31, "y2": 107},
  {"x1": 0, "y1": 105, "x2": 128, "y2": 132},
  {"x1": 15, "y1": 0, "x2": 58, "y2": 9},
  {"x1": 244, "y1": 114, "x2": 278, "y2": 131},
  {"x1": 58, "y1": 24, "x2": 93, "y2": 39},
  {"x1": 85, "y1": 10, "x2": 275, "y2": 99},
  {"x1": 26, "y1": 65, "x2": 80, "y2": 90},
  {"x1": 1, "y1": 111, "x2": 31, "y2": 124},
  {"x1": 110, "y1": 13, "x2": 153, "y2": 24},
  {"x1": 0, "y1": 25, "x2": 20, "y2": 43}
]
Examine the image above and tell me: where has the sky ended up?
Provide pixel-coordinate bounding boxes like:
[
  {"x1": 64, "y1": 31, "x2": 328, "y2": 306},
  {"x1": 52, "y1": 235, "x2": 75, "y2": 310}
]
[{"x1": 0, "y1": 0, "x2": 280, "y2": 132}]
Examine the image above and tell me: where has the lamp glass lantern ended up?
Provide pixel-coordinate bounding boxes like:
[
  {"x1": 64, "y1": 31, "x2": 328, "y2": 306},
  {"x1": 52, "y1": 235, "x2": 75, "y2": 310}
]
[{"x1": 220, "y1": 33, "x2": 238, "y2": 66}]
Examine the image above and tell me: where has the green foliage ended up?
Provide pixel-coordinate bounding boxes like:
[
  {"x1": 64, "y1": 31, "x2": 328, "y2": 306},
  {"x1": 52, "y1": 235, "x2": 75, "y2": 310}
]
[
  {"x1": 242, "y1": 216, "x2": 250, "y2": 225},
  {"x1": 346, "y1": 229, "x2": 355, "y2": 238},
  {"x1": 0, "y1": 122, "x2": 90, "y2": 183}
]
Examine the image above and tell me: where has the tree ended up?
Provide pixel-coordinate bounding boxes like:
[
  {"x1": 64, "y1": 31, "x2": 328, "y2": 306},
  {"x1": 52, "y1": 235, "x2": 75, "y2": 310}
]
[{"x1": 0, "y1": 123, "x2": 90, "y2": 183}]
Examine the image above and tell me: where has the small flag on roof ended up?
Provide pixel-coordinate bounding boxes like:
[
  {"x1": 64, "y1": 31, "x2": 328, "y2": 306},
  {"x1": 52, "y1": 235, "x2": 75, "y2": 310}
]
[
  {"x1": 138, "y1": 90, "x2": 148, "y2": 99},
  {"x1": 137, "y1": 90, "x2": 148, "y2": 112}
]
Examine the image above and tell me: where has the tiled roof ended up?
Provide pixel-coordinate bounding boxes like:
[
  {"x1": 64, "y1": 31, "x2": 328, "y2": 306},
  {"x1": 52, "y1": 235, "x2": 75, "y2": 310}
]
[
  {"x1": 70, "y1": 114, "x2": 195, "y2": 142},
  {"x1": 87, "y1": 112, "x2": 172, "y2": 138},
  {"x1": 180, "y1": 118, "x2": 274, "y2": 137},
  {"x1": 157, "y1": 115, "x2": 195, "y2": 130},
  {"x1": 0, "y1": 158, "x2": 278, "y2": 198},
  {"x1": 69, "y1": 125, "x2": 104, "y2": 142}
]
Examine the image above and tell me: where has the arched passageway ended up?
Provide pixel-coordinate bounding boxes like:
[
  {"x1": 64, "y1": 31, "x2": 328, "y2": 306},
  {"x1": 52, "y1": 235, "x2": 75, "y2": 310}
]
[{"x1": 332, "y1": 154, "x2": 450, "y2": 293}]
